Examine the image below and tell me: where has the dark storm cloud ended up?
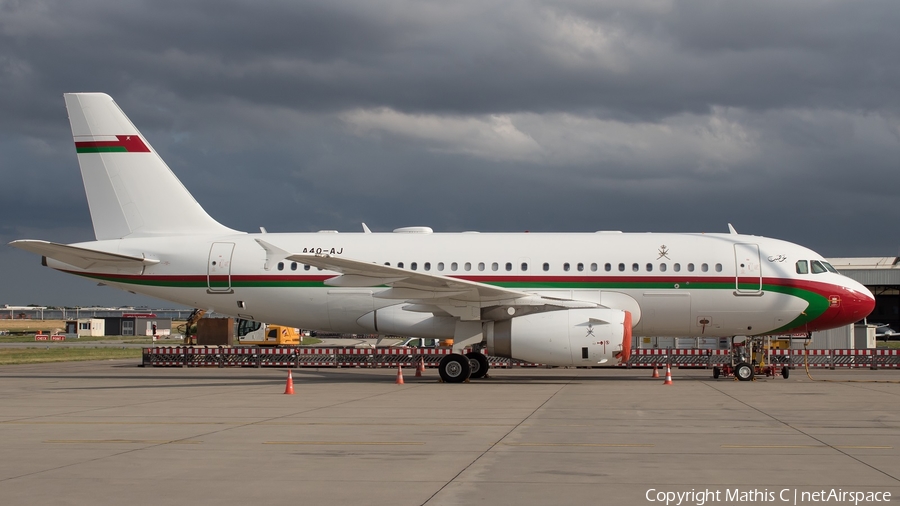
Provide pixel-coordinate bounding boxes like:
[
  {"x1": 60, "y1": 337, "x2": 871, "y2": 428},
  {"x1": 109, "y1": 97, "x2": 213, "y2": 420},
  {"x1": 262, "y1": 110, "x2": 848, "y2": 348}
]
[
  {"x1": 1, "y1": 0, "x2": 900, "y2": 305},
  {"x1": 4, "y1": 0, "x2": 899, "y2": 120}
]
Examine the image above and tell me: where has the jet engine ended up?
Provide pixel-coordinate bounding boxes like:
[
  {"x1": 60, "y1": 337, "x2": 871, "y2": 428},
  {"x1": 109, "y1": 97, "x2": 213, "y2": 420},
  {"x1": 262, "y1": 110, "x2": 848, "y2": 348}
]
[
  {"x1": 357, "y1": 304, "x2": 457, "y2": 338},
  {"x1": 487, "y1": 308, "x2": 632, "y2": 366}
]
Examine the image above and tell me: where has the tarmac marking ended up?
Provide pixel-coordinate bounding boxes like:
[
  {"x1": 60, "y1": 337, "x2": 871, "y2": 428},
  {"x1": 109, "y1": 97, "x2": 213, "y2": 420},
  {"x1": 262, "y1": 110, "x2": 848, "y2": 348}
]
[
  {"x1": 263, "y1": 441, "x2": 425, "y2": 446},
  {"x1": 4, "y1": 421, "x2": 513, "y2": 427},
  {"x1": 44, "y1": 439, "x2": 202, "y2": 444},
  {"x1": 6, "y1": 421, "x2": 233, "y2": 425},
  {"x1": 500, "y1": 443, "x2": 655, "y2": 448},
  {"x1": 722, "y1": 445, "x2": 892, "y2": 449}
]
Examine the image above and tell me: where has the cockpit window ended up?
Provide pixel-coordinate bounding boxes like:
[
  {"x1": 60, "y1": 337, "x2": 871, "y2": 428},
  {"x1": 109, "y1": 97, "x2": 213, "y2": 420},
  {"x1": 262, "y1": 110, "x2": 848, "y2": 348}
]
[
  {"x1": 811, "y1": 260, "x2": 827, "y2": 274},
  {"x1": 823, "y1": 262, "x2": 839, "y2": 274},
  {"x1": 795, "y1": 260, "x2": 808, "y2": 274}
]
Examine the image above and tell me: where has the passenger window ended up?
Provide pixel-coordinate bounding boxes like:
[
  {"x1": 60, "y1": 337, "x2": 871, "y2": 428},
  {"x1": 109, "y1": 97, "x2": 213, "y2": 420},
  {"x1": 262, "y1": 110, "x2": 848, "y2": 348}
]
[
  {"x1": 543, "y1": 263, "x2": 550, "y2": 272},
  {"x1": 398, "y1": 262, "x2": 404, "y2": 268},
  {"x1": 277, "y1": 262, "x2": 284, "y2": 271},
  {"x1": 646, "y1": 263, "x2": 653, "y2": 272},
  {"x1": 811, "y1": 260, "x2": 827, "y2": 274},
  {"x1": 564, "y1": 263, "x2": 570, "y2": 272},
  {"x1": 618, "y1": 263, "x2": 625, "y2": 272},
  {"x1": 521, "y1": 262, "x2": 528, "y2": 271},
  {"x1": 491, "y1": 262, "x2": 499, "y2": 271},
  {"x1": 632, "y1": 263, "x2": 639, "y2": 272},
  {"x1": 465, "y1": 262, "x2": 472, "y2": 271},
  {"x1": 478, "y1": 262, "x2": 485, "y2": 271},
  {"x1": 687, "y1": 263, "x2": 694, "y2": 272},
  {"x1": 384, "y1": 262, "x2": 391, "y2": 267},
  {"x1": 505, "y1": 262, "x2": 512, "y2": 272},
  {"x1": 577, "y1": 263, "x2": 584, "y2": 272},
  {"x1": 590, "y1": 263, "x2": 597, "y2": 272},
  {"x1": 701, "y1": 263, "x2": 709, "y2": 272},
  {"x1": 304, "y1": 264, "x2": 310, "y2": 271},
  {"x1": 450, "y1": 262, "x2": 457, "y2": 271},
  {"x1": 660, "y1": 263, "x2": 667, "y2": 272},
  {"x1": 424, "y1": 262, "x2": 431, "y2": 271},
  {"x1": 411, "y1": 262, "x2": 418, "y2": 271},
  {"x1": 605, "y1": 263, "x2": 612, "y2": 272},
  {"x1": 291, "y1": 262, "x2": 297, "y2": 271},
  {"x1": 673, "y1": 263, "x2": 680, "y2": 272},
  {"x1": 437, "y1": 262, "x2": 444, "y2": 271},
  {"x1": 715, "y1": 263, "x2": 722, "y2": 272}
]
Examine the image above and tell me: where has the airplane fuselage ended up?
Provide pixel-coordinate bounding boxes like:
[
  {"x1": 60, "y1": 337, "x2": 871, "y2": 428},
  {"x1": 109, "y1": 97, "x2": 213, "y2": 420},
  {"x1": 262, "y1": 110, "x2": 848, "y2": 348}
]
[{"x1": 52, "y1": 230, "x2": 872, "y2": 339}]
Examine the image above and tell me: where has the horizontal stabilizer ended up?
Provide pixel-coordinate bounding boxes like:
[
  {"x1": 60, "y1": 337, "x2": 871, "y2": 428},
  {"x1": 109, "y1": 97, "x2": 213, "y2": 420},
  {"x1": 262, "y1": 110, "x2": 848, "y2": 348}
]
[{"x1": 9, "y1": 240, "x2": 158, "y2": 270}]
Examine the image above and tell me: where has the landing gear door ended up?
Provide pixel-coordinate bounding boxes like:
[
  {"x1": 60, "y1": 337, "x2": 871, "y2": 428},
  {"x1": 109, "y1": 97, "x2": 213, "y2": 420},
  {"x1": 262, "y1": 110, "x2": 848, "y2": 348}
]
[
  {"x1": 734, "y1": 243, "x2": 762, "y2": 294},
  {"x1": 208, "y1": 242, "x2": 235, "y2": 293}
]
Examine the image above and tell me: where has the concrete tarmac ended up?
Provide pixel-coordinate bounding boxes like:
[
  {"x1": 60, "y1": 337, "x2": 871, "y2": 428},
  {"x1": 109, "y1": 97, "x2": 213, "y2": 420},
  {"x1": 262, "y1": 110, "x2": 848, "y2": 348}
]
[{"x1": 1, "y1": 361, "x2": 898, "y2": 506}]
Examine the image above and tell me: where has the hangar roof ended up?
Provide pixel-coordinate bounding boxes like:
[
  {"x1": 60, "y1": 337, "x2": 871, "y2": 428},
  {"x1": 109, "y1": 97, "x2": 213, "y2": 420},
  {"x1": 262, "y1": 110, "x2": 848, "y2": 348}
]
[{"x1": 828, "y1": 257, "x2": 900, "y2": 286}]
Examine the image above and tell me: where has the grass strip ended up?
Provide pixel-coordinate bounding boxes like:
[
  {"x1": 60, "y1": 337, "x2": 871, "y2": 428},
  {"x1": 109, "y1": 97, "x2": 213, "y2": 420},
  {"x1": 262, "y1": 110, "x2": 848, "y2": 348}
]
[{"x1": 0, "y1": 347, "x2": 142, "y2": 366}]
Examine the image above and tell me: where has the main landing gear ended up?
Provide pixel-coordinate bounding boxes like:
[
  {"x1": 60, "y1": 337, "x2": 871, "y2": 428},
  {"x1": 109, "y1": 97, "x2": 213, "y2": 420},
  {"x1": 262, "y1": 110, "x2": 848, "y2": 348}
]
[{"x1": 438, "y1": 352, "x2": 491, "y2": 383}]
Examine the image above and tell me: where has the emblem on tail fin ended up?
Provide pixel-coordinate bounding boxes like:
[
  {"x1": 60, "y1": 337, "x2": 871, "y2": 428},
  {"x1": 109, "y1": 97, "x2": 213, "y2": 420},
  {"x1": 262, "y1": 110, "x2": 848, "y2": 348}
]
[{"x1": 75, "y1": 135, "x2": 150, "y2": 153}]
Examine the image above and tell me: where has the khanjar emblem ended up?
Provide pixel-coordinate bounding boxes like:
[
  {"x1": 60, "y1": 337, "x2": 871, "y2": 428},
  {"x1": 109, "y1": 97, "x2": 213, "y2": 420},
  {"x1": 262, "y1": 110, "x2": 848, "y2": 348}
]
[
  {"x1": 586, "y1": 324, "x2": 595, "y2": 338},
  {"x1": 657, "y1": 245, "x2": 670, "y2": 260}
]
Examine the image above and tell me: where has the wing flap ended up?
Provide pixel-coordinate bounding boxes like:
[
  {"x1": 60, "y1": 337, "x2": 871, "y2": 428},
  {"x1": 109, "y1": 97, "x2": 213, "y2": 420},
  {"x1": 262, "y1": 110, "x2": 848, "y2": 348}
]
[{"x1": 9, "y1": 240, "x2": 158, "y2": 270}]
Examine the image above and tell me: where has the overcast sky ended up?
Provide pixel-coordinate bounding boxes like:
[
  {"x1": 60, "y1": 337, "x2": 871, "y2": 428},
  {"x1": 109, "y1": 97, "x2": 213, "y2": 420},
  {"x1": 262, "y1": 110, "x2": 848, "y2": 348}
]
[{"x1": 2, "y1": 0, "x2": 899, "y2": 307}]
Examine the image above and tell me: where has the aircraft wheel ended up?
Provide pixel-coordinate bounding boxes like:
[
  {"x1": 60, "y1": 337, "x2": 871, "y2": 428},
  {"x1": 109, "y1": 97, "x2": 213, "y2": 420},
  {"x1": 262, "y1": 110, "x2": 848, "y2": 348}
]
[
  {"x1": 466, "y1": 352, "x2": 490, "y2": 379},
  {"x1": 735, "y1": 362, "x2": 754, "y2": 381},
  {"x1": 781, "y1": 366, "x2": 790, "y2": 379},
  {"x1": 712, "y1": 366, "x2": 720, "y2": 379},
  {"x1": 439, "y1": 354, "x2": 471, "y2": 383}
]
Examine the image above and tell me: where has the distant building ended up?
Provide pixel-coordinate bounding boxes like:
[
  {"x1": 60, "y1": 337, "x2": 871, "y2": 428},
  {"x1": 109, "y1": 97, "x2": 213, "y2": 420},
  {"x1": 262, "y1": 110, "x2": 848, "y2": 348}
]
[{"x1": 102, "y1": 315, "x2": 171, "y2": 336}]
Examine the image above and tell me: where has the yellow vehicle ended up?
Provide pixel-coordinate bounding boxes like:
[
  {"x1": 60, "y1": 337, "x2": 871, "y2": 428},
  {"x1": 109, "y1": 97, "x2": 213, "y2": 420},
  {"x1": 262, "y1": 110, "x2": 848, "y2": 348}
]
[{"x1": 236, "y1": 319, "x2": 300, "y2": 346}]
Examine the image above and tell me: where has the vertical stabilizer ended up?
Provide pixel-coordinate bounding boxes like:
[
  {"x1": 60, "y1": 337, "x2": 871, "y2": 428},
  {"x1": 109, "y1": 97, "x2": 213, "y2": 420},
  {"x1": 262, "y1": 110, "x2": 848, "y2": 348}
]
[{"x1": 64, "y1": 93, "x2": 239, "y2": 240}]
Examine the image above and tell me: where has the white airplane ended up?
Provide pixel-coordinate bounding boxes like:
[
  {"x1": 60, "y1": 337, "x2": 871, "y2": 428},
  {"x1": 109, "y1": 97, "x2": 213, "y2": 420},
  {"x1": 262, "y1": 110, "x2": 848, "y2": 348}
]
[{"x1": 10, "y1": 93, "x2": 875, "y2": 382}]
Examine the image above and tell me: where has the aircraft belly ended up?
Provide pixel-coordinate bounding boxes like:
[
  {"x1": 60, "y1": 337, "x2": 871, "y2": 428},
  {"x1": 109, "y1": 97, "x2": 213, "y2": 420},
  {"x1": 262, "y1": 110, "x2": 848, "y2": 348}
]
[
  {"x1": 690, "y1": 290, "x2": 806, "y2": 337},
  {"x1": 327, "y1": 289, "x2": 374, "y2": 334},
  {"x1": 637, "y1": 292, "x2": 691, "y2": 336}
]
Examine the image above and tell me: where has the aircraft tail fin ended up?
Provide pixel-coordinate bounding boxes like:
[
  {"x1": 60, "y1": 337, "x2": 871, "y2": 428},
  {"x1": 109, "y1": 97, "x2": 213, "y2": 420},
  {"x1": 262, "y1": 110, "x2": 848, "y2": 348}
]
[{"x1": 64, "y1": 93, "x2": 239, "y2": 240}]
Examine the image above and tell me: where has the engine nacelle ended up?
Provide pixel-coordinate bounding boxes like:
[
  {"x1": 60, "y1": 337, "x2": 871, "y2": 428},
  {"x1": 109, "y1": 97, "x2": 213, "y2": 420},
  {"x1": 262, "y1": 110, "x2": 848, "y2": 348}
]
[
  {"x1": 357, "y1": 304, "x2": 456, "y2": 339},
  {"x1": 487, "y1": 308, "x2": 632, "y2": 366}
]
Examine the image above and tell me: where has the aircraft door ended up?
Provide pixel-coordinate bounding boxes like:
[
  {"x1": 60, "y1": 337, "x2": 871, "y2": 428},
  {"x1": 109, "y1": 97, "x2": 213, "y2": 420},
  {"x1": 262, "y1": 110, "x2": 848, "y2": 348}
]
[
  {"x1": 734, "y1": 243, "x2": 762, "y2": 294},
  {"x1": 208, "y1": 242, "x2": 235, "y2": 293}
]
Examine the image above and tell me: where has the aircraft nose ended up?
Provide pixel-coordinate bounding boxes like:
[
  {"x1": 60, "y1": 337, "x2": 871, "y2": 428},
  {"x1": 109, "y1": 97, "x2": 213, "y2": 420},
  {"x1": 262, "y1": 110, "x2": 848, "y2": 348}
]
[{"x1": 833, "y1": 283, "x2": 876, "y2": 327}]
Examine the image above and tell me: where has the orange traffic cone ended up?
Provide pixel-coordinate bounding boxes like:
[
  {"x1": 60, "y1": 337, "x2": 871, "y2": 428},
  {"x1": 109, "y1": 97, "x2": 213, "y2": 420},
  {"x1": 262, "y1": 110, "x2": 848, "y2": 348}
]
[
  {"x1": 284, "y1": 369, "x2": 295, "y2": 395},
  {"x1": 651, "y1": 365, "x2": 659, "y2": 378},
  {"x1": 415, "y1": 358, "x2": 424, "y2": 377},
  {"x1": 662, "y1": 365, "x2": 673, "y2": 385},
  {"x1": 396, "y1": 365, "x2": 405, "y2": 385}
]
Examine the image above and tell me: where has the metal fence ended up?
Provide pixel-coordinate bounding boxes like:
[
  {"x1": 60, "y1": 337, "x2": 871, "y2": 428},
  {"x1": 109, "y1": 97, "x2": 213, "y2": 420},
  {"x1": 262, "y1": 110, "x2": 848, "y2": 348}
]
[{"x1": 142, "y1": 346, "x2": 900, "y2": 370}]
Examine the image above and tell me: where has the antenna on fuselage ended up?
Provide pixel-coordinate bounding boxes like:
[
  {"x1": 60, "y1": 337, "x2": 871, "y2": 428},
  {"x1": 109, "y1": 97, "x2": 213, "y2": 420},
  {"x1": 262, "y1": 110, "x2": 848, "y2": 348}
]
[
  {"x1": 362, "y1": 223, "x2": 372, "y2": 234},
  {"x1": 727, "y1": 223, "x2": 738, "y2": 235}
]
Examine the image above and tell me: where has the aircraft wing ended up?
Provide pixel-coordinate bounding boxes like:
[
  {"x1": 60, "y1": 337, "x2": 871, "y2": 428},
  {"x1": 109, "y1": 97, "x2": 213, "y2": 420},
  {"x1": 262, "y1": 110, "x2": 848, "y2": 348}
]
[
  {"x1": 286, "y1": 253, "x2": 523, "y2": 302},
  {"x1": 9, "y1": 240, "x2": 159, "y2": 270},
  {"x1": 286, "y1": 253, "x2": 600, "y2": 322}
]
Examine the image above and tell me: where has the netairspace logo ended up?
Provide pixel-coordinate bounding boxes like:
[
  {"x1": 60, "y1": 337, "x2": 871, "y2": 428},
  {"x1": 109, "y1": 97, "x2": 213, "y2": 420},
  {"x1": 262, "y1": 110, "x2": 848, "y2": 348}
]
[{"x1": 645, "y1": 488, "x2": 892, "y2": 506}]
